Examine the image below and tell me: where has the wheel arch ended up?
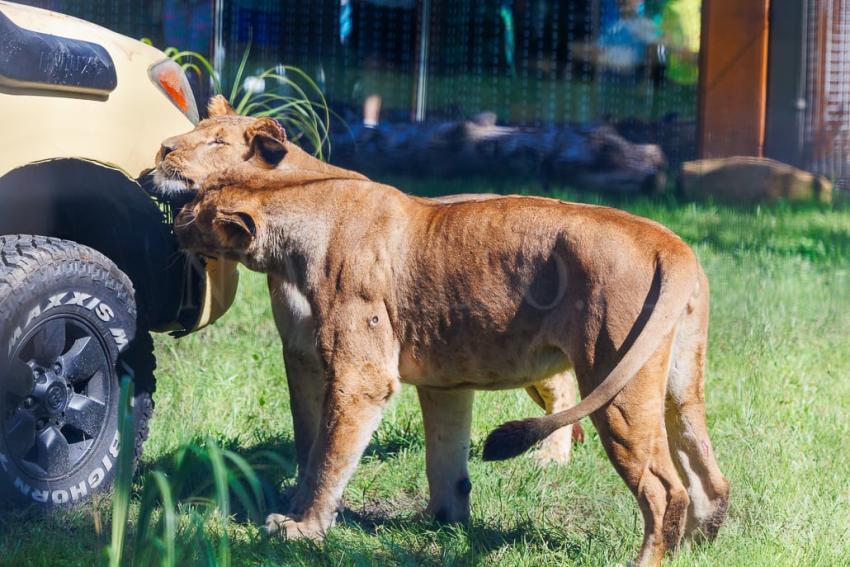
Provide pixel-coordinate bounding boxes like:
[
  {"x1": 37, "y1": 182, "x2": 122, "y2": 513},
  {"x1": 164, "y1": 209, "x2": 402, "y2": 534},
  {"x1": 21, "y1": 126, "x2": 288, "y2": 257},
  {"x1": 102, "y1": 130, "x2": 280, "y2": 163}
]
[{"x1": 0, "y1": 158, "x2": 200, "y2": 331}]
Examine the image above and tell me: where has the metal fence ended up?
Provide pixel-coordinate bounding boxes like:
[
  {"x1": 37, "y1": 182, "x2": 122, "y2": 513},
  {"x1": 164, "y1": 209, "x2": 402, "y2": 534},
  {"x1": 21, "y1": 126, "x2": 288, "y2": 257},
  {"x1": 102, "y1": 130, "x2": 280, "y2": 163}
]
[
  {"x1": 806, "y1": 0, "x2": 850, "y2": 188},
  {"x1": 19, "y1": 0, "x2": 702, "y2": 168}
]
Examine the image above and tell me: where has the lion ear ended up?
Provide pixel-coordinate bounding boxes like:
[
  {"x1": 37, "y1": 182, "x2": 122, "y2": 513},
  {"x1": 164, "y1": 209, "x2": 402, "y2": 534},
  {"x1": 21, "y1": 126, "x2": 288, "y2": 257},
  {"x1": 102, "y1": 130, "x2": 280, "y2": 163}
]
[
  {"x1": 245, "y1": 118, "x2": 287, "y2": 167},
  {"x1": 213, "y1": 209, "x2": 257, "y2": 248},
  {"x1": 207, "y1": 95, "x2": 236, "y2": 117}
]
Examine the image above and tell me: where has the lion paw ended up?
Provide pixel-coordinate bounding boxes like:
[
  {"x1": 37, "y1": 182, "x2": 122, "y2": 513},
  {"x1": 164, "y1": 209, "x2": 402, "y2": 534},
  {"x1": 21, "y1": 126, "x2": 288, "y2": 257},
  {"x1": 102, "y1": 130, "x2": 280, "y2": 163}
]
[
  {"x1": 264, "y1": 513, "x2": 324, "y2": 541},
  {"x1": 423, "y1": 501, "x2": 471, "y2": 525}
]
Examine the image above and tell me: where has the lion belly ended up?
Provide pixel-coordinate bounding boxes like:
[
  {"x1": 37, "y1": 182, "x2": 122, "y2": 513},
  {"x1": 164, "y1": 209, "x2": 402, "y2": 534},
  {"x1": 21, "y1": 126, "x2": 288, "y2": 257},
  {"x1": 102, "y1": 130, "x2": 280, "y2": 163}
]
[{"x1": 398, "y1": 341, "x2": 571, "y2": 390}]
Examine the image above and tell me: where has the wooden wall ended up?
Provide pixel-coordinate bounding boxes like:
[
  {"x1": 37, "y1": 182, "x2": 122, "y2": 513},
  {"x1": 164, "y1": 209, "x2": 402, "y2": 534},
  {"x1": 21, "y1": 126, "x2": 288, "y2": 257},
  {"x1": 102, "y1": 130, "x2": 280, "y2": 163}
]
[{"x1": 698, "y1": 0, "x2": 772, "y2": 158}]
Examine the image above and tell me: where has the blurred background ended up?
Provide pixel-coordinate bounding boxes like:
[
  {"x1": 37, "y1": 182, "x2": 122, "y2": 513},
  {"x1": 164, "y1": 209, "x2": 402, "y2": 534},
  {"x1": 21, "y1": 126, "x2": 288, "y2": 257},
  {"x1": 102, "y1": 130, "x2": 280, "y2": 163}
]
[
  {"x1": 17, "y1": 0, "x2": 850, "y2": 193},
  {"x1": 3, "y1": 4, "x2": 849, "y2": 565}
]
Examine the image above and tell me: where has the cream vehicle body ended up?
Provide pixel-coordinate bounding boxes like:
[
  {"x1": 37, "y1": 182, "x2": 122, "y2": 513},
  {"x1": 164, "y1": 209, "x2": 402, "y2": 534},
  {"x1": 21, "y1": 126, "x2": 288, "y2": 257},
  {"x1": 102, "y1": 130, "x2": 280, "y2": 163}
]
[{"x1": 0, "y1": 1, "x2": 237, "y2": 509}]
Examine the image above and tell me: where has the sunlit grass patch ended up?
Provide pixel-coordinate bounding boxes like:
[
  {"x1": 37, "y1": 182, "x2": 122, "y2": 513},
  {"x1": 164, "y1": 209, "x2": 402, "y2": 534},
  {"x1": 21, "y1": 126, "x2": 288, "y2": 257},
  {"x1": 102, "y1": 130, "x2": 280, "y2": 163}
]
[{"x1": 2, "y1": 183, "x2": 849, "y2": 566}]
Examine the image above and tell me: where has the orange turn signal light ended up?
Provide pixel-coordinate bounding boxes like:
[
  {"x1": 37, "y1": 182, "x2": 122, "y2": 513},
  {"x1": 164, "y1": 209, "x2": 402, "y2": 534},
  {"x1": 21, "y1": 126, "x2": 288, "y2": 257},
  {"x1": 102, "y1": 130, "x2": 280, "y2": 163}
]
[{"x1": 149, "y1": 59, "x2": 199, "y2": 124}]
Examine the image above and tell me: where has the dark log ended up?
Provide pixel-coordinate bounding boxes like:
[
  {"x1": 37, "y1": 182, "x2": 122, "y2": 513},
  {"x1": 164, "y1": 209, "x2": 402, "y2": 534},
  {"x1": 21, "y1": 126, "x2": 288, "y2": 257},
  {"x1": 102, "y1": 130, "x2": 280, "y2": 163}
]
[{"x1": 329, "y1": 118, "x2": 666, "y2": 194}]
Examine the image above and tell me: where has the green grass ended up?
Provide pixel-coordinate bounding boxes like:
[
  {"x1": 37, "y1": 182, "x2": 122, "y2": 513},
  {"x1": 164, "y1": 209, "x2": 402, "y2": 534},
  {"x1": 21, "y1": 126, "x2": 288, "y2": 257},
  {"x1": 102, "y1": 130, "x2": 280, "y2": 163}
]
[{"x1": 2, "y1": 181, "x2": 850, "y2": 566}]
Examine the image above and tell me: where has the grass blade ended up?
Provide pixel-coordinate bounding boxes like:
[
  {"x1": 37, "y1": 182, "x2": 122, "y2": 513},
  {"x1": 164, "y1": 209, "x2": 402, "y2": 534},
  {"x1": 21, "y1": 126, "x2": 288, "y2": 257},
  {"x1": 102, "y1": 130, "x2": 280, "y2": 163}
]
[
  {"x1": 108, "y1": 375, "x2": 135, "y2": 567},
  {"x1": 206, "y1": 440, "x2": 231, "y2": 567},
  {"x1": 159, "y1": 41, "x2": 332, "y2": 158},
  {"x1": 223, "y1": 450, "x2": 265, "y2": 521},
  {"x1": 150, "y1": 471, "x2": 178, "y2": 567},
  {"x1": 228, "y1": 44, "x2": 252, "y2": 103}
]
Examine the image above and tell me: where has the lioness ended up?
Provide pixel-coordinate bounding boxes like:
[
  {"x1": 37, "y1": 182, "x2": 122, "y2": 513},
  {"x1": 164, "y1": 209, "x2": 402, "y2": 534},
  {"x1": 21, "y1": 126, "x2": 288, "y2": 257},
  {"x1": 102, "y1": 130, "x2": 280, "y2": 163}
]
[
  {"x1": 163, "y1": 110, "x2": 730, "y2": 566},
  {"x1": 157, "y1": 96, "x2": 584, "y2": 467}
]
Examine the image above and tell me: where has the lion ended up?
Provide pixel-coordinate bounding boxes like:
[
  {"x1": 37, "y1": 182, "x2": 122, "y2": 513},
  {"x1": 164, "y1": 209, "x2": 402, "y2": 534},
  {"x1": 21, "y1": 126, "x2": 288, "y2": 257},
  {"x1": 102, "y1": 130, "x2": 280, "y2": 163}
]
[
  {"x1": 160, "y1": 101, "x2": 730, "y2": 566},
  {"x1": 156, "y1": 96, "x2": 584, "y2": 468}
]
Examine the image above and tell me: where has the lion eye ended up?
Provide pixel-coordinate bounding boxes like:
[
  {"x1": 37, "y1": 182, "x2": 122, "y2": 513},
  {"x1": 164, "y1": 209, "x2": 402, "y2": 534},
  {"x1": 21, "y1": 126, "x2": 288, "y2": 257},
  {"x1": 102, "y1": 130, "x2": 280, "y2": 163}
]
[{"x1": 211, "y1": 137, "x2": 228, "y2": 146}]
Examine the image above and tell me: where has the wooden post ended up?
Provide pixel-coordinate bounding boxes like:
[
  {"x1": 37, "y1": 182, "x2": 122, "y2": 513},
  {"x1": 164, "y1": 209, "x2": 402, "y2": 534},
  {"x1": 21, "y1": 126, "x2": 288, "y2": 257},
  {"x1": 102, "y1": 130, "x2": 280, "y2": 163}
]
[{"x1": 697, "y1": 0, "x2": 771, "y2": 158}]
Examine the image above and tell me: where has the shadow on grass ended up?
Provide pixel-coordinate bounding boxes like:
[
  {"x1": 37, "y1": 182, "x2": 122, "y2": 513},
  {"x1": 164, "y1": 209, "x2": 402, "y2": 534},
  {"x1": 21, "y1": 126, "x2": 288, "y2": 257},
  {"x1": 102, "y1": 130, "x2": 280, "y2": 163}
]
[
  {"x1": 341, "y1": 507, "x2": 586, "y2": 555},
  {"x1": 691, "y1": 223, "x2": 850, "y2": 262},
  {"x1": 133, "y1": 430, "x2": 588, "y2": 564},
  {"x1": 0, "y1": 499, "x2": 111, "y2": 562},
  {"x1": 220, "y1": 506, "x2": 587, "y2": 567},
  {"x1": 0, "y1": 423, "x2": 427, "y2": 529},
  {"x1": 0, "y1": 424, "x2": 605, "y2": 567},
  {"x1": 134, "y1": 423, "x2": 425, "y2": 523}
]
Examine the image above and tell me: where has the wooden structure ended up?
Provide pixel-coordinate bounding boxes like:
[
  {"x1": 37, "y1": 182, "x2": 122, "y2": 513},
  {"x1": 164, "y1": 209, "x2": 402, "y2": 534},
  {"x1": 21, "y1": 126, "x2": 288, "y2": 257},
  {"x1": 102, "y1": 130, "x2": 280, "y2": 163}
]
[
  {"x1": 700, "y1": 0, "x2": 850, "y2": 186},
  {"x1": 698, "y1": 0, "x2": 771, "y2": 158}
]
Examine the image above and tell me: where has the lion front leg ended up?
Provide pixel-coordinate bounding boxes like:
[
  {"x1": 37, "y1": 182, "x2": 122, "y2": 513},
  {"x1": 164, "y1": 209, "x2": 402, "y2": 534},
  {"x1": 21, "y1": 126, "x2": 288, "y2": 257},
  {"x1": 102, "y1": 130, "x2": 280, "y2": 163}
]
[
  {"x1": 281, "y1": 349, "x2": 323, "y2": 486},
  {"x1": 269, "y1": 274, "x2": 324, "y2": 487},
  {"x1": 265, "y1": 358, "x2": 400, "y2": 540}
]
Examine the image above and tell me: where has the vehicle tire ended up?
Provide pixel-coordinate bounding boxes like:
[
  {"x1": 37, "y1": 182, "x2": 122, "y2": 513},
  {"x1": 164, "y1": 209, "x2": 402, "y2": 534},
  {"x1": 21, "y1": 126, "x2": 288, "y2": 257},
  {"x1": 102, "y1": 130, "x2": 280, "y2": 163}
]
[{"x1": 0, "y1": 235, "x2": 155, "y2": 509}]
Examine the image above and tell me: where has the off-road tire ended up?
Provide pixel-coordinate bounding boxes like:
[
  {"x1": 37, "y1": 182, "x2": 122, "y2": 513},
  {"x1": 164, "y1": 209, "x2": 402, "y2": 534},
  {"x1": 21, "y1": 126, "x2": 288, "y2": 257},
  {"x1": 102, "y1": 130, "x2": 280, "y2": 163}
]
[{"x1": 0, "y1": 235, "x2": 155, "y2": 509}]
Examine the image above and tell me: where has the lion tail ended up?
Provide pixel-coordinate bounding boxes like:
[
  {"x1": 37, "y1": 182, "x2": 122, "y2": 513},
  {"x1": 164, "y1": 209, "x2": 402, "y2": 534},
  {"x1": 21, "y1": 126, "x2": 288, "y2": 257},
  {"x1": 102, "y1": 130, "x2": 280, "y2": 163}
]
[{"x1": 481, "y1": 247, "x2": 699, "y2": 462}]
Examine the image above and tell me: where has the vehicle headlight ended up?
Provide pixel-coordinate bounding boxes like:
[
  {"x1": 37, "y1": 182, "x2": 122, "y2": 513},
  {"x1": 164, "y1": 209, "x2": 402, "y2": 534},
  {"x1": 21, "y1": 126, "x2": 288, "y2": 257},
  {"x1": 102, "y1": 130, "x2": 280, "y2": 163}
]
[{"x1": 148, "y1": 59, "x2": 200, "y2": 124}]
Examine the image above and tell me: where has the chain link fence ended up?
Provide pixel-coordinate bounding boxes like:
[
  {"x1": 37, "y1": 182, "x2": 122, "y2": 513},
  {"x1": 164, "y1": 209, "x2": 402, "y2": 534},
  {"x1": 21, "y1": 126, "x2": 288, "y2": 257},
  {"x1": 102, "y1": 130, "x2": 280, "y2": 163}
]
[{"x1": 806, "y1": 0, "x2": 850, "y2": 188}]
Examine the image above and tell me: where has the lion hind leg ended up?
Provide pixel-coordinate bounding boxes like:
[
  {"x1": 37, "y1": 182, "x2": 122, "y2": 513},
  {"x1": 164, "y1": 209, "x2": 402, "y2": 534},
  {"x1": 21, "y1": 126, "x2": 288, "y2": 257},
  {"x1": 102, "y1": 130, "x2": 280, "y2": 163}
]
[
  {"x1": 586, "y1": 337, "x2": 689, "y2": 567},
  {"x1": 528, "y1": 370, "x2": 583, "y2": 466},
  {"x1": 417, "y1": 387, "x2": 475, "y2": 523},
  {"x1": 666, "y1": 294, "x2": 730, "y2": 543}
]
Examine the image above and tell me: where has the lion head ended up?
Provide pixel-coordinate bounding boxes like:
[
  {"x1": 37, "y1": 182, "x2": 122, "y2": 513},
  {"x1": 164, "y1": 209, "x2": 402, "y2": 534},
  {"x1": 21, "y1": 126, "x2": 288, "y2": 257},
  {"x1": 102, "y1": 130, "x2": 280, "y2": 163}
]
[
  {"x1": 154, "y1": 95, "x2": 288, "y2": 195},
  {"x1": 173, "y1": 181, "x2": 268, "y2": 270},
  {"x1": 154, "y1": 95, "x2": 367, "y2": 196}
]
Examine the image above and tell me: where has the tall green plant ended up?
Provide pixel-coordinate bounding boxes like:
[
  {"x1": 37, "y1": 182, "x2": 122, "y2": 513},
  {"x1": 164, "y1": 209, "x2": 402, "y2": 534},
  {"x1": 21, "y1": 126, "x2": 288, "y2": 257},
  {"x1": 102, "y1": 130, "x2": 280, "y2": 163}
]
[
  {"x1": 106, "y1": 378, "x2": 286, "y2": 566},
  {"x1": 107, "y1": 375, "x2": 136, "y2": 567},
  {"x1": 163, "y1": 45, "x2": 332, "y2": 160}
]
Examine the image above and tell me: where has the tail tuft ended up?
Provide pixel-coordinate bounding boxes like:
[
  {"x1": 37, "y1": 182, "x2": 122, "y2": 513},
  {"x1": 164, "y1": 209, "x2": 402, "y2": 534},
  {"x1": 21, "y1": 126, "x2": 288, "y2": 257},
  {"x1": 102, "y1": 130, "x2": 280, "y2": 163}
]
[{"x1": 482, "y1": 418, "x2": 548, "y2": 461}]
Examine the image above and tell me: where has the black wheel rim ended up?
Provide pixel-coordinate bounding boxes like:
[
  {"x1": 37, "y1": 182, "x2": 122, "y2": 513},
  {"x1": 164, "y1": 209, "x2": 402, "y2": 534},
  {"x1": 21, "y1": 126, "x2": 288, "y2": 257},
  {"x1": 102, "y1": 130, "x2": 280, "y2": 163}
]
[{"x1": 2, "y1": 315, "x2": 113, "y2": 481}]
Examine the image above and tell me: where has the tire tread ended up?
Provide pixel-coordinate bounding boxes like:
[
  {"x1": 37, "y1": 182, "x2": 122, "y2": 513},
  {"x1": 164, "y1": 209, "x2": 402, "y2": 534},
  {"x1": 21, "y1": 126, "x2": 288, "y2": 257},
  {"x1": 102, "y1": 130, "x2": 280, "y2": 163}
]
[{"x1": 0, "y1": 234, "x2": 156, "y2": 490}]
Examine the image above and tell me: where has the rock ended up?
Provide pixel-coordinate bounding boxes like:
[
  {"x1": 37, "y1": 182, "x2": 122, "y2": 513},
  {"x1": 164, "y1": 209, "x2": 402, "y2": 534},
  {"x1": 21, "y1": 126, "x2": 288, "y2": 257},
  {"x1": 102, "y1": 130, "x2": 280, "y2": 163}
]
[{"x1": 680, "y1": 157, "x2": 833, "y2": 205}]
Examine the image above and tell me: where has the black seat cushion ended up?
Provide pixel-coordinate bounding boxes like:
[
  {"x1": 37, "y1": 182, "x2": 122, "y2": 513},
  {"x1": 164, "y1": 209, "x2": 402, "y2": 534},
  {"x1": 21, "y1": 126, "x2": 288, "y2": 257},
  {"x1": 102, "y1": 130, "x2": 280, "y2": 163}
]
[{"x1": 0, "y1": 8, "x2": 117, "y2": 95}]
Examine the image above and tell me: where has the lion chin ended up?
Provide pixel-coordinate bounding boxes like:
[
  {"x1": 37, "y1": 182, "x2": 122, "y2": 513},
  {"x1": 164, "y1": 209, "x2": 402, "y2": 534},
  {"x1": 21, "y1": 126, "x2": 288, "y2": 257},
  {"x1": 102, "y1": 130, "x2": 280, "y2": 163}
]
[{"x1": 152, "y1": 170, "x2": 196, "y2": 196}]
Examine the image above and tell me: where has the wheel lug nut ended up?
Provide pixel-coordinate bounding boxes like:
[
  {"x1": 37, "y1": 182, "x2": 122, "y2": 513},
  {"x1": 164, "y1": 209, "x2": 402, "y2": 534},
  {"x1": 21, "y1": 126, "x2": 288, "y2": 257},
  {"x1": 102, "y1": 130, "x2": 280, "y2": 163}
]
[
  {"x1": 53, "y1": 362, "x2": 62, "y2": 374},
  {"x1": 34, "y1": 368, "x2": 46, "y2": 384}
]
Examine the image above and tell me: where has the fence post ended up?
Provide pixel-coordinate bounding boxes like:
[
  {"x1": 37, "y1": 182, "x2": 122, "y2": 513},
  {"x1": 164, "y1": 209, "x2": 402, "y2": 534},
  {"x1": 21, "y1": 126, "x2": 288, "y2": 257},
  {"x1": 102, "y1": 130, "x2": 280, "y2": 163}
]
[
  {"x1": 413, "y1": 0, "x2": 431, "y2": 123},
  {"x1": 213, "y1": 0, "x2": 224, "y2": 91}
]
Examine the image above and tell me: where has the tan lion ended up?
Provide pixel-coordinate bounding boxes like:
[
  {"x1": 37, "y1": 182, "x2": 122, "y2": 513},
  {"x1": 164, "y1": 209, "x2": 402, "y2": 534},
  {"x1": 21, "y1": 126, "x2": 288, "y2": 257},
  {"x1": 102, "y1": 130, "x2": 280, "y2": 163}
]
[
  {"x1": 158, "y1": 100, "x2": 730, "y2": 566},
  {"x1": 157, "y1": 97, "x2": 584, "y2": 468}
]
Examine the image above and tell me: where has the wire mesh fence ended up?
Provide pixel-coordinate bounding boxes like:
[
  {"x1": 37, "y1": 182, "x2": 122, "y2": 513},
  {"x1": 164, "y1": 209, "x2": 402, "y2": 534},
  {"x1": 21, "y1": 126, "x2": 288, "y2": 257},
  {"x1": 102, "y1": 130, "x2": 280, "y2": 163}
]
[
  {"x1": 805, "y1": 0, "x2": 850, "y2": 188},
  {"x1": 16, "y1": 0, "x2": 704, "y2": 182},
  {"x1": 20, "y1": 1, "x2": 846, "y2": 188}
]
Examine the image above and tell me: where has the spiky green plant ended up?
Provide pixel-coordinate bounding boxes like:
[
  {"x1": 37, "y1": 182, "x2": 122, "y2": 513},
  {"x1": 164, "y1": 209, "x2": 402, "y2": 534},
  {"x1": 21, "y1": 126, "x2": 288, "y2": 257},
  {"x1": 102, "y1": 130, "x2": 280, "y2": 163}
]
[
  {"x1": 107, "y1": 375, "x2": 136, "y2": 567},
  {"x1": 141, "y1": 37, "x2": 332, "y2": 158},
  {"x1": 106, "y1": 378, "x2": 287, "y2": 566},
  {"x1": 163, "y1": 45, "x2": 332, "y2": 160}
]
